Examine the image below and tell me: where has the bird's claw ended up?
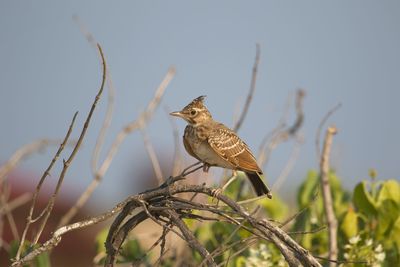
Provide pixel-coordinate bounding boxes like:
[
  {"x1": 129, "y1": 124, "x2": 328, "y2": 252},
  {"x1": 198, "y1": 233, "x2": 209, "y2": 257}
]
[
  {"x1": 211, "y1": 188, "x2": 223, "y2": 199},
  {"x1": 203, "y1": 164, "x2": 211, "y2": 172}
]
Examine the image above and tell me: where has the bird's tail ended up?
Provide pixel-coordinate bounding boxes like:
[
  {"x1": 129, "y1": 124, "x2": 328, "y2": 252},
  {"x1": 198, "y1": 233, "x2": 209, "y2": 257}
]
[{"x1": 245, "y1": 172, "x2": 272, "y2": 198}]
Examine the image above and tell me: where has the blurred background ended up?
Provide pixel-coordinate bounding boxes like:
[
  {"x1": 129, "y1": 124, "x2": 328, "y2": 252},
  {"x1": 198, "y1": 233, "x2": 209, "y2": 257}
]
[{"x1": 1, "y1": 1, "x2": 399, "y2": 266}]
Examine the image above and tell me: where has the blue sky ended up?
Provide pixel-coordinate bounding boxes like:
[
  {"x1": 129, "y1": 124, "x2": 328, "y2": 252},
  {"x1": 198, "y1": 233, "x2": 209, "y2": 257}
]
[{"x1": 1, "y1": 1, "x2": 399, "y2": 207}]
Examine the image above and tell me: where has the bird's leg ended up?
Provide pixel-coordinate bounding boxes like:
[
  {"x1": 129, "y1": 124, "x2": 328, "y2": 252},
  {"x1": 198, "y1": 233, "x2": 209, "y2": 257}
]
[{"x1": 203, "y1": 163, "x2": 211, "y2": 172}]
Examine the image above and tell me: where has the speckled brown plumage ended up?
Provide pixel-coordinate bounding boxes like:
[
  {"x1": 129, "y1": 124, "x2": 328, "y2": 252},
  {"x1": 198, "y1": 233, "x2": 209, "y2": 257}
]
[{"x1": 170, "y1": 96, "x2": 272, "y2": 198}]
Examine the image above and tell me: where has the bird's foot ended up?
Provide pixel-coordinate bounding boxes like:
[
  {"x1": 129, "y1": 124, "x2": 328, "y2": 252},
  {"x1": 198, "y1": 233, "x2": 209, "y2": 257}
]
[
  {"x1": 203, "y1": 163, "x2": 211, "y2": 172},
  {"x1": 211, "y1": 187, "x2": 223, "y2": 205},
  {"x1": 211, "y1": 188, "x2": 223, "y2": 198}
]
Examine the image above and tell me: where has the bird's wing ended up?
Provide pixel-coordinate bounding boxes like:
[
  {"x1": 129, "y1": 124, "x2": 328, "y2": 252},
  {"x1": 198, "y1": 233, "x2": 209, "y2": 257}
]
[{"x1": 208, "y1": 125, "x2": 261, "y2": 172}]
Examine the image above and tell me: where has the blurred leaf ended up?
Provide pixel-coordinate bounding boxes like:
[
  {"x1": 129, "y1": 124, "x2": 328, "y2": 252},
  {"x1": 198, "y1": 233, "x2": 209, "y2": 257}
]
[
  {"x1": 341, "y1": 208, "x2": 358, "y2": 239},
  {"x1": 377, "y1": 179, "x2": 400, "y2": 205},
  {"x1": 377, "y1": 199, "x2": 399, "y2": 236},
  {"x1": 391, "y1": 217, "x2": 400, "y2": 250},
  {"x1": 121, "y1": 239, "x2": 146, "y2": 262},
  {"x1": 235, "y1": 256, "x2": 247, "y2": 266},
  {"x1": 259, "y1": 195, "x2": 288, "y2": 221},
  {"x1": 353, "y1": 181, "x2": 377, "y2": 216},
  {"x1": 297, "y1": 170, "x2": 319, "y2": 208},
  {"x1": 34, "y1": 252, "x2": 51, "y2": 267},
  {"x1": 9, "y1": 240, "x2": 50, "y2": 267},
  {"x1": 95, "y1": 228, "x2": 108, "y2": 253}
]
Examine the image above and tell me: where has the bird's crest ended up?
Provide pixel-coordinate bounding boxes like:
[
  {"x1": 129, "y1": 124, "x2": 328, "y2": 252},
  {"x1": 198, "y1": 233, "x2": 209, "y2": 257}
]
[{"x1": 180, "y1": 95, "x2": 208, "y2": 113}]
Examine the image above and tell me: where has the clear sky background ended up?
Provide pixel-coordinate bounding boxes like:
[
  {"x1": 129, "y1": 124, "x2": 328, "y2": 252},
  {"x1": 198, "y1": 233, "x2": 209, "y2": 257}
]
[{"x1": 1, "y1": 1, "x2": 399, "y2": 208}]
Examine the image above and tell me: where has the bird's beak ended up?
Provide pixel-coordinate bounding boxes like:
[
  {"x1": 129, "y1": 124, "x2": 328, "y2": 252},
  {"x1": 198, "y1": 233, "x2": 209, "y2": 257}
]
[{"x1": 169, "y1": 111, "x2": 184, "y2": 118}]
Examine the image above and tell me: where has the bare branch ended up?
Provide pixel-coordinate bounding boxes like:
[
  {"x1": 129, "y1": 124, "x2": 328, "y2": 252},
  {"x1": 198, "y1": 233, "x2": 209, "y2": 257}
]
[
  {"x1": 233, "y1": 43, "x2": 260, "y2": 132},
  {"x1": 315, "y1": 103, "x2": 341, "y2": 161},
  {"x1": 12, "y1": 193, "x2": 130, "y2": 267},
  {"x1": 258, "y1": 89, "x2": 305, "y2": 169},
  {"x1": 15, "y1": 112, "x2": 79, "y2": 261},
  {"x1": 165, "y1": 106, "x2": 183, "y2": 176},
  {"x1": 15, "y1": 43, "x2": 107, "y2": 262},
  {"x1": 320, "y1": 126, "x2": 338, "y2": 267},
  {"x1": 0, "y1": 139, "x2": 74, "y2": 184},
  {"x1": 58, "y1": 66, "x2": 176, "y2": 227},
  {"x1": 140, "y1": 127, "x2": 164, "y2": 185}
]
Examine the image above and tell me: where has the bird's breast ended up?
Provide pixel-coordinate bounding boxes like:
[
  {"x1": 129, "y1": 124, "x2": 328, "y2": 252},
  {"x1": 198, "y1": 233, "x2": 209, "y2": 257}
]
[{"x1": 184, "y1": 125, "x2": 233, "y2": 168}]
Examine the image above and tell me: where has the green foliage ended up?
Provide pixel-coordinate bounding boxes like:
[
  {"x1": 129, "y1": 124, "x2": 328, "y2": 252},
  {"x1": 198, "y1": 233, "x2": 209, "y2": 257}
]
[
  {"x1": 342, "y1": 236, "x2": 386, "y2": 267},
  {"x1": 293, "y1": 170, "x2": 351, "y2": 254},
  {"x1": 293, "y1": 169, "x2": 400, "y2": 266},
  {"x1": 348, "y1": 177, "x2": 400, "y2": 265},
  {"x1": 235, "y1": 243, "x2": 287, "y2": 267},
  {"x1": 9, "y1": 240, "x2": 50, "y2": 267}
]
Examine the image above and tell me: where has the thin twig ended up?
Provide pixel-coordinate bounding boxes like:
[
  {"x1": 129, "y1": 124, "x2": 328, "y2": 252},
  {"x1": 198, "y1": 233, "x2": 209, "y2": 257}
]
[
  {"x1": 233, "y1": 43, "x2": 260, "y2": 132},
  {"x1": 320, "y1": 126, "x2": 338, "y2": 267},
  {"x1": 0, "y1": 192, "x2": 32, "y2": 214},
  {"x1": 15, "y1": 112, "x2": 79, "y2": 261},
  {"x1": 315, "y1": 103, "x2": 341, "y2": 161},
  {"x1": 0, "y1": 139, "x2": 74, "y2": 184},
  {"x1": 165, "y1": 106, "x2": 183, "y2": 176},
  {"x1": 272, "y1": 136, "x2": 303, "y2": 191},
  {"x1": 12, "y1": 193, "x2": 130, "y2": 267},
  {"x1": 258, "y1": 89, "x2": 305, "y2": 169},
  {"x1": 73, "y1": 14, "x2": 117, "y2": 176},
  {"x1": 140, "y1": 127, "x2": 164, "y2": 185},
  {"x1": 58, "y1": 66, "x2": 176, "y2": 228},
  {"x1": 32, "y1": 43, "x2": 106, "y2": 246},
  {"x1": 166, "y1": 210, "x2": 216, "y2": 267}
]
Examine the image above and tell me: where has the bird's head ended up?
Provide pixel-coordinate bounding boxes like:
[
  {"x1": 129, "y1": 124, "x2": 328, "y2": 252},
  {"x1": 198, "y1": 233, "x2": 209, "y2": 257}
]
[{"x1": 170, "y1": 95, "x2": 212, "y2": 125}]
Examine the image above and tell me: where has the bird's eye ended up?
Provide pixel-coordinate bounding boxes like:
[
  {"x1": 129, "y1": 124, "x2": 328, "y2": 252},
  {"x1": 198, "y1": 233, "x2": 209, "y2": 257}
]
[{"x1": 190, "y1": 110, "x2": 197, "y2": 116}]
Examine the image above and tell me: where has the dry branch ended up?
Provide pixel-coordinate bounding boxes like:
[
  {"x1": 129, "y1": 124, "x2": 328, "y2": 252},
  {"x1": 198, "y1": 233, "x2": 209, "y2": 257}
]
[
  {"x1": 103, "y1": 170, "x2": 322, "y2": 267},
  {"x1": 57, "y1": 66, "x2": 176, "y2": 228},
  {"x1": 11, "y1": 161, "x2": 322, "y2": 267},
  {"x1": 315, "y1": 103, "x2": 341, "y2": 162},
  {"x1": 0, "y1": 139, "x2": 75, "y2": 184},
  {"x1": 15, "y1": 112, "x2": 79, "y2": 261},
  {"x1": 258, "y1": 89, "x2": 305, "y2": 169},
  {"x1": 14, "y1": 43, "x2": 107, "y2": 263},
  {"x1": 233, "y1": 43, "x2": 260, "y2": 132},
  {"x1": 320, "y1": 126, "x2": 338, "y2": 267}
]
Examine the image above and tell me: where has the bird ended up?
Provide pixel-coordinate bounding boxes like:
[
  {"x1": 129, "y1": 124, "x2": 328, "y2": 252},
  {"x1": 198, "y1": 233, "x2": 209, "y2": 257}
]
[{"x1": 170, "y1": 95, "x2": 272, "y2": 198}]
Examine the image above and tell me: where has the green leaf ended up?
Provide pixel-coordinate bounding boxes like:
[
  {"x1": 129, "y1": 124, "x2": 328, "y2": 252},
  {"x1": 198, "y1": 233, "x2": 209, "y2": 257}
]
[
  {"x1": 34, "y1": 252, "x2": 51, "y2": 267},
  {"x1": 353, "y1": 181, "x2": 377, "y2": 215},
  {"x1": 391, "y1": 217, "x2": 400, "y2": 249},
  {"x1": 377, "y1": 199, "x2": 400, "y2": 236},
  {"x1": 377, "y1": 179, "x2": 400, "y2": 206},
  {"x1": 95, "y1": 228, "x2": 109, "y2": 253},
  {"x1": 340, "y1": 208, "x2": 358, "y2": 238},
  {"x1": 9, "y1": 240, "x2": 51, "y2": 267},
  {"x1": 297, "y1": 170, "x2": 319, "y2": 208},
  {"x1": 121, "y1": 239, "x2": 146, "y2": 262},
  {"x1": 235, "y1": 256, "x2": 248, "y2": 267}
]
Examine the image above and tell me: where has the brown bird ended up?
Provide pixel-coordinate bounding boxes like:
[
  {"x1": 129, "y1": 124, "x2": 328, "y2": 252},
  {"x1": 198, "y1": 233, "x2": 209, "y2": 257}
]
[{"x1": 170, "y1": 95, "x2": 272, "y2": 198}]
